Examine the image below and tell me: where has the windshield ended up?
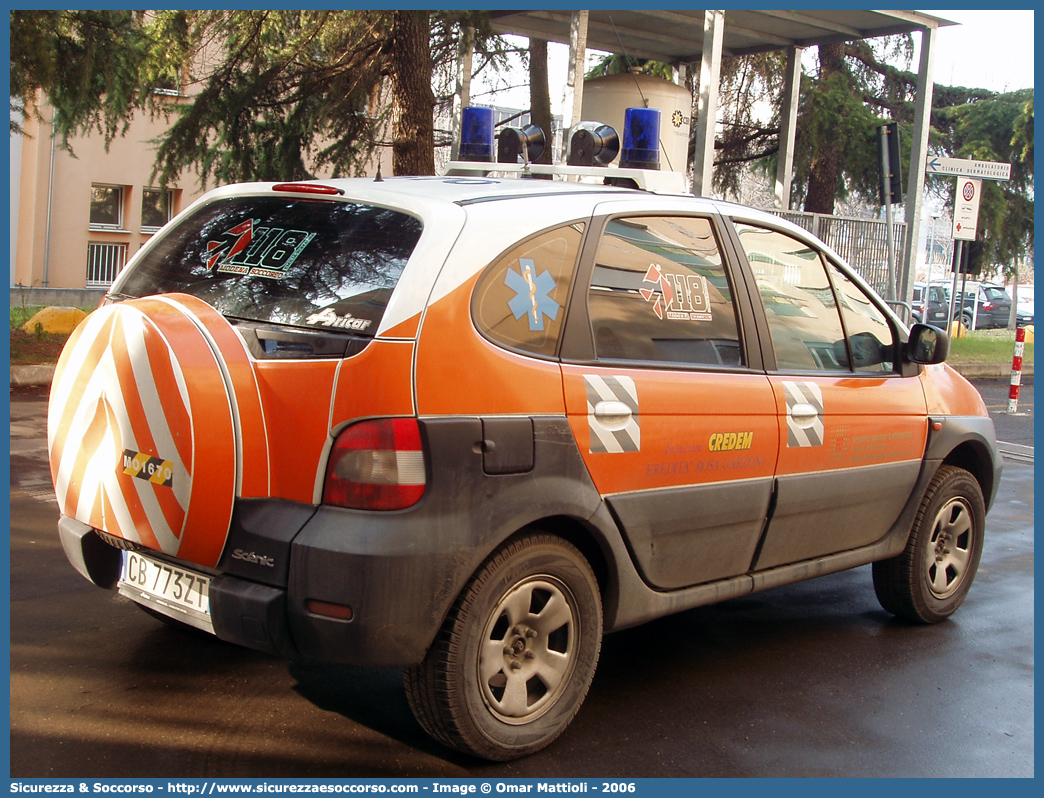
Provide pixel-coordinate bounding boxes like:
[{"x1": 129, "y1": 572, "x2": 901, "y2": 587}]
[{"x1": 115, "y1": 195, "x2": 423, "y2": 334}]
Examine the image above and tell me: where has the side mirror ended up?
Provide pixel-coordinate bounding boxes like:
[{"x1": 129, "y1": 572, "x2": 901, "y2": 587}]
[{"x1": 906, "y1": 323, "x2": 949, "y2": 365}]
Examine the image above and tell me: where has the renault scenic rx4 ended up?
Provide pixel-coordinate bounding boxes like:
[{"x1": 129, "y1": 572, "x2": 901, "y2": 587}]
[{"x1": 50, "y1": 166, "x2": 1001, "y2": 760}]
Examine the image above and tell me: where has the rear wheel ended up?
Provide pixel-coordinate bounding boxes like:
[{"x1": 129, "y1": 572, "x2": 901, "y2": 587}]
[
  {"x1": 873, "y1": 465, "x2": 985, "y2": 623},
  {"x1": 404, "y1": 533, "x2": 602, "y2": 760}
]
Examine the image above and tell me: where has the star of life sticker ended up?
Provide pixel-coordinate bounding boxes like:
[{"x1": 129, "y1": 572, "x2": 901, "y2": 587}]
[{"x1": 506, "y1": 258, "x2": 560, "y2": 331}]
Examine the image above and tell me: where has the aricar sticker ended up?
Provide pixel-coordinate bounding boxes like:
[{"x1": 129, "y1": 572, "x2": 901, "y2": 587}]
[
  {"x1": 304, "y1": 308, "x2": 372, "y2": 331},
  {"x1": 640, "y1": 263, "x2": 712, "y2": 321},
  {"x1": 506, "y1": 258, "x2": 560, "y2": 331},
  {"x1": 206, "y1": 219, "x2": 316, "y2": 279}
]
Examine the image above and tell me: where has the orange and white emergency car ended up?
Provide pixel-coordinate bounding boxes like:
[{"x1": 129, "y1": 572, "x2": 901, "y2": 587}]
[{"x1": 50, "y1": 164, "x2": 1001, "y2": 760}]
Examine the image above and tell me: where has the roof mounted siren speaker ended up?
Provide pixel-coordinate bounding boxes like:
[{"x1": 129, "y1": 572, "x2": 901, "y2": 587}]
[
  {"x1": 459, "y1": 106, "x2": 495, "y2": 162},
  {"x1": 620, "y1": 107, "x2": 661, "y2": 170},
  {"x1": 498, "y1": 124, "x2": 546, "y2": 165},
  {"x1": 567, "y1": 122, "x2": 620, "y2": 166}
]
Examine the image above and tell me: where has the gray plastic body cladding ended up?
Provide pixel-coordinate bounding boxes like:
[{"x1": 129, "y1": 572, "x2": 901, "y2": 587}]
[
  {"x1": 285, "y1": 416, "x2": 608, "y2": 667},
  {"x1": 925, "y1": 414, "x2": 1002, "y2": 510},
  {"x1": 58, "y1": 515, "x2": 122, "y2": 590},
  {"x1": 608, "y1": 457, "x2": 941, "y2": 631},
  {"x1": 216, "y1": 499, "x2": 317, "y2": 588},
  {"x1": 754, "y1": 460, "x2": 921, "y2": 569},
  {"x1": 606, "y1": 478, "x2": 772, "y2": 589}
]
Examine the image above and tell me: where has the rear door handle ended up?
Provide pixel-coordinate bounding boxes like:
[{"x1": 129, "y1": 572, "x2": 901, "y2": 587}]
[{"x1": 594, "y1": 400, "x2": 633, "y2": 430}]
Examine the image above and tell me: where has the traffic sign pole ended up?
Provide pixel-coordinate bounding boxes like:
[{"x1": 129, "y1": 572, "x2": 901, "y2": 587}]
[{"x1": 926, "y1": 157, "x2": 1009, "y2": 333}]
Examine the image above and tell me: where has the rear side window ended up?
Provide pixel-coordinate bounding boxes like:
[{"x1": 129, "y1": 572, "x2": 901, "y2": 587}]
[
  {"x1": 472, "y1": 222, "x2": 585, "y2": 357},
  {"x1": 115, "y1": 196, "x2": 422, "y2": 334}
]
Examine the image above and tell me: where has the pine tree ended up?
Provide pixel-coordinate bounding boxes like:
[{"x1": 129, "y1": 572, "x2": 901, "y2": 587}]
[{"x1": 9, "y1": 10, "x2": 506, "y2": 183}]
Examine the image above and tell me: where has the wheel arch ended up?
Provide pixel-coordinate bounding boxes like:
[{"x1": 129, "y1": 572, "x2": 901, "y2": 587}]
[
  {"x1": 515, "y1": 514, "x2": 612, "y2": 600},
  {"x1": 942, "y1": 441, "x2": 997, "y2": 510},
  {"x1": 925, "y1": 415, "x2": 1003, "y2": 511}
]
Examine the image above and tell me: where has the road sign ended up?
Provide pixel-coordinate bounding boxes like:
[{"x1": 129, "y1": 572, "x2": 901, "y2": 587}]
[
  {"x1": 952, "y1": 177, "x2": 982, "y2": 241},
  {"x1": 926, "y1": 156, "x2": 1011, "y2": 181}
]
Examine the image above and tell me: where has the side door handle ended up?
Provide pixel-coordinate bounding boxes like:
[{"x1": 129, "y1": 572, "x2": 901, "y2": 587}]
[
  {"x1": 593, "y1": 400, "x2": 633, "y2": 431},
  {"x1": 789, "y1": 402, "x2": 820, "y2": 427}
]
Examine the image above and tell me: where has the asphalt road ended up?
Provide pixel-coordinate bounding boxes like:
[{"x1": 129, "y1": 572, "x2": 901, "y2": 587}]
[{"x1": 9, "y1": 380, "x2": 1034, "y2": 778}]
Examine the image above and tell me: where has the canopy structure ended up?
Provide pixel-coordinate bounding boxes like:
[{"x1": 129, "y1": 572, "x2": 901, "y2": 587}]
[{"x1": 483, "y1": 9, "x2": 955, "y2": 306}]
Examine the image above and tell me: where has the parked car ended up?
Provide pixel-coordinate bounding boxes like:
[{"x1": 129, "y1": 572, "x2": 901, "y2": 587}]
[
  {"x1": 48, "y1": 170, "x2": 1001, "y2": 760},
  {"x1": 912, "y1": 281, "x2": 951, "y2": 326},
  {"x1": 1016, "y1": 284, "x2": 1033, "y2": 326},
  {"x1": 953, "y1": 281, "x2": 1012, "y2": 330}
]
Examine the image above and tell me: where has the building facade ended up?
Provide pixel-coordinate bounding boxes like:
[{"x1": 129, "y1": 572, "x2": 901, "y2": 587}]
[{"x1": 12, "y1": 94, "x2": 204, "y2": 295}]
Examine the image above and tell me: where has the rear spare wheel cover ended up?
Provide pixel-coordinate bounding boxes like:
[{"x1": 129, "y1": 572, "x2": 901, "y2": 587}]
[{"x1": 48, "y1": 296, "x2": 253, "y2": 569}]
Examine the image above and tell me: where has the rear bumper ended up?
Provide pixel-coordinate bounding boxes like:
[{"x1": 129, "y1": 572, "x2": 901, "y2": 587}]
[
  {"x1": 57, "y1": 511, "x2": 447, "y2": 665},
  {"x1": 57, "y1": 416, "x2": 606, "y2": 668}
]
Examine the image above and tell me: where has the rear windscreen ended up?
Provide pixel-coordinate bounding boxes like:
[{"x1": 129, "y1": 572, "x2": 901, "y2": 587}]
[{"x1": 116, "y1": 196, "x2": 423, "y2": 335}]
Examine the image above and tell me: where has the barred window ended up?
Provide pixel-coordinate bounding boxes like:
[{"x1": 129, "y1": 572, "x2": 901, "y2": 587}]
[{"x1": 86, "y1": 242, "x2": 128, "y2": 288}]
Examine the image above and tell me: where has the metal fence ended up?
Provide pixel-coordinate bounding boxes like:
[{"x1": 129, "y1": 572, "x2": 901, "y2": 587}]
[
  {"x1": 86, "y1": 242, "x2": 128, "y2": 288},
  {"x1": 771, "y1": 211, "x2": 906, "y2": 298}
]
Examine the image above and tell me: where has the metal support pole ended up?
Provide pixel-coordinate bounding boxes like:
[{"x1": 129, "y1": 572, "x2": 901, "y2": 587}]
[
  {"x1": 947, "y1": 240, "x2": 963, "y2": 333},
  {"x1": 774, "y1": 46, "x2": 803, "y2": 209},
  {"x1": 692, "y1": 10, "x2": 724, "y2": 196},
  {"x1": 562, "y1": 10, "x2": 589, "y2": 164},
  {"x1": 879, "y1": 126, "x2": 898, "y2": 302},
  {"x1": 902, "y1": 25, "x2": 939, "y2": 309}
]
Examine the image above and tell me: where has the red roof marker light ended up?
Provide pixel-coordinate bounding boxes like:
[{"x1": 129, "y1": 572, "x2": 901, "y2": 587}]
[{"x1": 272, "y1": 183, "x2": 345, "y2": 196}]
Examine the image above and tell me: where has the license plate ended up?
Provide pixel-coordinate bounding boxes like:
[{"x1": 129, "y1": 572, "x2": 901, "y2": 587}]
[{"x1": 118, "y1": 551, "x2": 214, "y2": 633}]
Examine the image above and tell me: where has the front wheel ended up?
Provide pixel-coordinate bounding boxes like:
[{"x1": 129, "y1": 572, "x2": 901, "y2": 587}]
[
  {"x1": 404, "y1": 533, "x2": 602, "y2": 760},
  {"x1": 873, "y1": 465, "x2": 985, "y2": 623}
]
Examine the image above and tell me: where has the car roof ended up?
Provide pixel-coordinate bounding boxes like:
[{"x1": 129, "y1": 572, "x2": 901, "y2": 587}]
[{"x1": 192, "y1": 175, "x2": 789, "y2": 222}]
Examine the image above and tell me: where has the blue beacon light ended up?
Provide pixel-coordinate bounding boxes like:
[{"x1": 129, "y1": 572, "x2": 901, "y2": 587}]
[
  {"x1": 460, "y1": 106, "x2": 495, "y2": 162},
  {"x1": 620, "y1": 107, "x2": 661, "y2": 170}
]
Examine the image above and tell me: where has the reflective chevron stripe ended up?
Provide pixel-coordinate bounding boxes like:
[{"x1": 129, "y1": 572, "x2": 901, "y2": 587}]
[
  {"x1": 782, "y1": 380, "x2": 824, "y2": 448},
  {"x1": 584, "y1": 374, "x2": 641, "y2": 453}
]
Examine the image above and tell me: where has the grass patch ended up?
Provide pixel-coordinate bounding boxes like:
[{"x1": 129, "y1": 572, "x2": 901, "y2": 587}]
[
  {"x1": 947, "y1": 328, "x2": 1034, "y2": 364},
  {"x1": 10, "y1": 304, "x2": 97, "y2": 330},
  {"x1": 10, "y1": 304, "x2": 48, "y2": 330},
  {"x1": 9, "y1": 304, "x2": 98, "y2": 365}
]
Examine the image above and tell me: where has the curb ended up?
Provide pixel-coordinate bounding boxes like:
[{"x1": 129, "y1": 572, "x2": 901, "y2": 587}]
[
  {"x1": 11, "y1": 361, "x2": 1032, "y2": 388},
  {"x1": 11, "y1": 364, "x2": 56, "y2": 387},
  {"x1": 949, "y1": 362, "x2": 1033, "y2": 379}
]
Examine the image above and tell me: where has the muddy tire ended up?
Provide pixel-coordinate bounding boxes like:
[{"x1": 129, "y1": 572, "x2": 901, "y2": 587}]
[
  {"x1": 873, "y1": 465, "x2": 985, "y2": 623},
  {"x1": 404, "y1": 533, "x2": 602, "y2": 761}
]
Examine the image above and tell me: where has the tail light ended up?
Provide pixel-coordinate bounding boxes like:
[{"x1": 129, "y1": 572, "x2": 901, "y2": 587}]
[
  {"x1": 983, "y1": 302, "x2": 994, "y2": 310},
  {"x1": 323, "y1": 418, "x2": 426, "y2": 510}
]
